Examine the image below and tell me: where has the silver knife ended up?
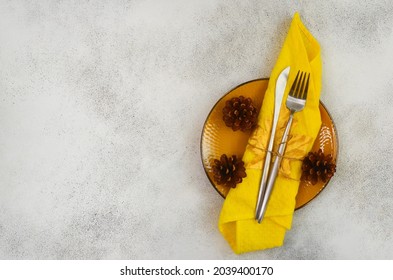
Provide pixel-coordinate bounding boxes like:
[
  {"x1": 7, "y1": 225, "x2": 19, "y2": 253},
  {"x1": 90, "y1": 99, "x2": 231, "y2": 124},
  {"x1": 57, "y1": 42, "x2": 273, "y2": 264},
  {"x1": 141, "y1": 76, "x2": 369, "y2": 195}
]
[{"x1": 255, "y1": 66, "x2": 290, "y2": 222}]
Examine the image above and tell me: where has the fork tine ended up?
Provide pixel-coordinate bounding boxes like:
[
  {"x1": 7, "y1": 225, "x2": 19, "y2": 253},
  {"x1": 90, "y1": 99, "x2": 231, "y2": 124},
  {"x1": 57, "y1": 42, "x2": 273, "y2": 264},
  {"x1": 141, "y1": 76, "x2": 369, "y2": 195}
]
[
  {"x1": 303, "y1": 73, "x2": 310, "y2": 100},
  {"x1": 295, "y1": 72, "x2": 304, "y2": 98},
  {"x1": 298, "y1": 72, "x2": 307, "y2": 99},
  {"x1": 289, "y1": 71, "x2": 300, "y2": 97}
]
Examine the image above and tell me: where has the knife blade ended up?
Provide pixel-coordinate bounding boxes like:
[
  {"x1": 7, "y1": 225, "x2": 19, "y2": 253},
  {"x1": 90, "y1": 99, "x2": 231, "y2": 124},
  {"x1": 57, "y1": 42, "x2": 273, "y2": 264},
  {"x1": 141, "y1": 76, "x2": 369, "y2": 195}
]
[{"x1": 255, "y1": 66, "x2": 290, "y2": 222}]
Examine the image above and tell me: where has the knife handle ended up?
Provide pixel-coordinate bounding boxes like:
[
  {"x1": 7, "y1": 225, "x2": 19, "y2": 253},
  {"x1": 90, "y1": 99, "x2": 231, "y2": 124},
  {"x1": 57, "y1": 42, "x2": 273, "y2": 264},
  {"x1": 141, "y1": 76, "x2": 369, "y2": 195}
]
[
  {"x1": 255, "y1": 146, "x2": 272, "y2": 218},
  {"x1": 256, "y1": 113, "x2": 294, "y2": 223}
]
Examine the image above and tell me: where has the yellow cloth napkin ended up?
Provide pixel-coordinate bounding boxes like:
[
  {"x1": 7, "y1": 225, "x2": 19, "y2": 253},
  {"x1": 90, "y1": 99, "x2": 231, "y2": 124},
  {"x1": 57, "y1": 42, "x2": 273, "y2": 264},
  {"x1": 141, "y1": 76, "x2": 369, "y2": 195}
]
[{"x1": 218, "y1": 13, "x2": 322, "y2": 254}]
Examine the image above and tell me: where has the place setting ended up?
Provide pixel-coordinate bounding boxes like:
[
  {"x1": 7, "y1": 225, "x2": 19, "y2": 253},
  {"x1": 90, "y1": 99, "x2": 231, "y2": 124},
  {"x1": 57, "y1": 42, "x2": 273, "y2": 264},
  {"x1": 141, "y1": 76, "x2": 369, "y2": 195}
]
[{"x1": 200, "y1": 13, "x2": 338, "y2": 254}]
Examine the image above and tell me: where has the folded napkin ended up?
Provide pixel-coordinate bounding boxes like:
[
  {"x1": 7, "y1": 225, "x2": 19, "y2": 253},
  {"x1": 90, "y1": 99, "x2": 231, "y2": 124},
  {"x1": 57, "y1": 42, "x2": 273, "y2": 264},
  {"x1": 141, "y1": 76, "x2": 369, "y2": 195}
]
[{"x1": 218, "y1": 13, "x2": 322, "y2": 254}]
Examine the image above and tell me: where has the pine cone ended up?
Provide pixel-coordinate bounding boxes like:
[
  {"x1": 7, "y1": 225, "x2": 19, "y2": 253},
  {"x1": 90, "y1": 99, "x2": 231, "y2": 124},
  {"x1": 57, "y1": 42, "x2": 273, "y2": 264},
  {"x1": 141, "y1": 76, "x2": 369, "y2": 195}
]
[
  {"x1": 222, "y1": 96, "x2": 258, "y2": 132},
  {"x1": 212, "y1": 154, "x2": 247, "y2": 188},
  {"x1": 301, "y1": 149, "x2": 336, "y2": 185}
]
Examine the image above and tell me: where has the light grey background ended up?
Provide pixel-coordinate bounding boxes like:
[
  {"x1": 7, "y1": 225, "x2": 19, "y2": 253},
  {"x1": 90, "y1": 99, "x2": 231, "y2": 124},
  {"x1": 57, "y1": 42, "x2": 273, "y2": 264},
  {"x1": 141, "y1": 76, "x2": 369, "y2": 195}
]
[{"x1": 0, "y1": 0, "x2": 392, "y2": 259}]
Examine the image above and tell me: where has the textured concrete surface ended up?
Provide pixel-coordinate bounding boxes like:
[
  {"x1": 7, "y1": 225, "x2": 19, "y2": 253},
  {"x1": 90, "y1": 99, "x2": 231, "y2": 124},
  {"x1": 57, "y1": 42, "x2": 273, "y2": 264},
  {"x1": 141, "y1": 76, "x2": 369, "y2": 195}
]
[{"x1": 0, "y1": 0, "x2": 392, "y2": 259}]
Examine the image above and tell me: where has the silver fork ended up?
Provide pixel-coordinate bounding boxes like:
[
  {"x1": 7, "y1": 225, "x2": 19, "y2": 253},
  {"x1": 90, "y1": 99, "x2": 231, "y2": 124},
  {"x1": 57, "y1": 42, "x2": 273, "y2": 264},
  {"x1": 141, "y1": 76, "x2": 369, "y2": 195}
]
[{"x1": 256, "y1": 71, "x2": 310, "y2": 223}]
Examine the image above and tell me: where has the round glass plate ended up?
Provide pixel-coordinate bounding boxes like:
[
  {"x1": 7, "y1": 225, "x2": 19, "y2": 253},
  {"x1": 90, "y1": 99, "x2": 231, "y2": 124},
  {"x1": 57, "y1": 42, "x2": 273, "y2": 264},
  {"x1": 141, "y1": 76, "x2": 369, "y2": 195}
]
[{"x1": 201, "y1": 78, "x2": 338, "y2": 210}]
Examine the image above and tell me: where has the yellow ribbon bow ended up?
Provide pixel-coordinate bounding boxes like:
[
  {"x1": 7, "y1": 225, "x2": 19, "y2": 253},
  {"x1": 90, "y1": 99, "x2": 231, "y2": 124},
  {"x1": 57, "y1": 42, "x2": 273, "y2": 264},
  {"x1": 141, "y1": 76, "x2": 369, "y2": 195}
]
[{"x1": 218, "y1": 13, "x2": 322, "y2": 254}]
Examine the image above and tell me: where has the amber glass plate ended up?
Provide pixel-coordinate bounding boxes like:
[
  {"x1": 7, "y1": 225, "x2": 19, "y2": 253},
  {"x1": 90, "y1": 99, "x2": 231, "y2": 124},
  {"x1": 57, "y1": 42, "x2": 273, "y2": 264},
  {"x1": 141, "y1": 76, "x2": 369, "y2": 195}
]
[{"x1": 201, "y1": 79, "x2": 338, "y2": 210}]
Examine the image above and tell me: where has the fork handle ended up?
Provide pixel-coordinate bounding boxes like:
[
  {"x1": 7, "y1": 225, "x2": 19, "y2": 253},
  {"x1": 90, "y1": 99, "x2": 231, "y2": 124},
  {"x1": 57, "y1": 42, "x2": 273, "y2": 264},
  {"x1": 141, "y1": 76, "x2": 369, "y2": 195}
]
[{"x1": 256, "y1": 112, "x2": 294, "y2": 223}]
